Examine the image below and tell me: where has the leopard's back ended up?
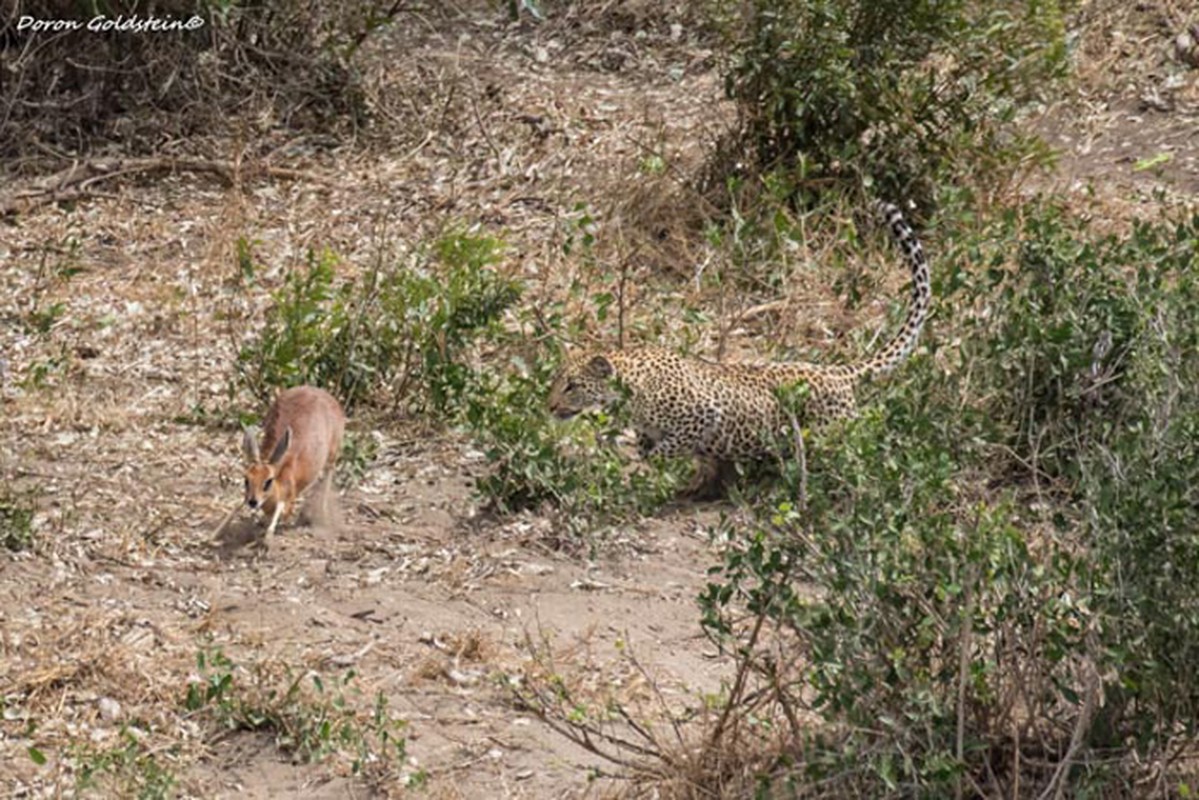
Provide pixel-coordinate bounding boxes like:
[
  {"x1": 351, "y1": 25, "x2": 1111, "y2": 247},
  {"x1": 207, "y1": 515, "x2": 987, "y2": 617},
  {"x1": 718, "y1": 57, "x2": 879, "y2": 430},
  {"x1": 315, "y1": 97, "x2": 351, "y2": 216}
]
[{"x1": 610, "y1": 350, "x2": 854, "y2": 458}]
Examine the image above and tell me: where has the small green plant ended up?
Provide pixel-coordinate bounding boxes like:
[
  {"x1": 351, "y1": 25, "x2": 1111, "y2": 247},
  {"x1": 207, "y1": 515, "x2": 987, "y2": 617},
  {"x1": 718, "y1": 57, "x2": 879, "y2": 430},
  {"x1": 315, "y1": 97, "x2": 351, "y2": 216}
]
[
  {"x1": 184, "y1": 648, "x2": 237, "y2": 714},
  {"x1": 73, "y1": 729, "x2": 177, "y2": 800},
  {"x1": 0, "y1": 487, "x2": 36, "y2": 552},
  {"x1": 19, "y1": 354, "x2": 68, "y2": 391},
  {"x1": 184, "y1": 648, "x2": 409, "y2": 779},
  {"x1": 26, "y1": 302, "x2": 66, "y2": 335},
  {"x1": 23, "y1": 237, "x2": 82, "y2": 337}
]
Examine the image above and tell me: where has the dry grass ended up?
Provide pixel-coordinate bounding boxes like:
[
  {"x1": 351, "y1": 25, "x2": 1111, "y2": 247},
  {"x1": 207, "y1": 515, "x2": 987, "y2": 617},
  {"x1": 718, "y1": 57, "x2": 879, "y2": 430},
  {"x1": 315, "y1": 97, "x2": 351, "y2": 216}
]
[
  {"x1": 1026, "y1": 0, "x2": 1199, "y2": 228},
  {"x1": 0, "y1": 593, "x2": 204, "y2": 791}
]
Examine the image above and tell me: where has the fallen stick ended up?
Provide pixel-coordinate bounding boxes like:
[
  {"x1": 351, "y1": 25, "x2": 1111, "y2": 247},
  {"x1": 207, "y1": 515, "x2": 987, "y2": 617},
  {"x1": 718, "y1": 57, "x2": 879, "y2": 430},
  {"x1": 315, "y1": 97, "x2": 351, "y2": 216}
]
[{"x1": 1, "y1": 156, "x2": 338, "y2": 217}]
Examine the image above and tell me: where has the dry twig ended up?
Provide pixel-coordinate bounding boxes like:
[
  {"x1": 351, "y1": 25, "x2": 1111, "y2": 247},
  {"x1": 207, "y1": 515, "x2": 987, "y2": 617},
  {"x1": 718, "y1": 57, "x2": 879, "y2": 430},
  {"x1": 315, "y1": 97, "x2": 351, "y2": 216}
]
[{"x1": 1, "y1": 156, "x2": 338, "y2": 217}]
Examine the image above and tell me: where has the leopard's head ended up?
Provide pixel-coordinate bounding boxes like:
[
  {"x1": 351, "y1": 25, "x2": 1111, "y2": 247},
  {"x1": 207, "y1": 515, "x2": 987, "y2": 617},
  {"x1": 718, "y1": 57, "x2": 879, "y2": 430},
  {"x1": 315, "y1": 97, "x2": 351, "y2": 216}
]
[{"x1": 548, "y1": 353, "x2": 620, "y2": 420}]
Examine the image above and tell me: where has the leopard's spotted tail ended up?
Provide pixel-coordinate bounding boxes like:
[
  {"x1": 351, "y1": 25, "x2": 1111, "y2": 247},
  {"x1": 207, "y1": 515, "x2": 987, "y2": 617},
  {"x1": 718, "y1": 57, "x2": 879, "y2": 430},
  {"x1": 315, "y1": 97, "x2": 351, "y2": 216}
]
[{"x1": 853, "y1": 200, "x2": 931, "y2": 376}]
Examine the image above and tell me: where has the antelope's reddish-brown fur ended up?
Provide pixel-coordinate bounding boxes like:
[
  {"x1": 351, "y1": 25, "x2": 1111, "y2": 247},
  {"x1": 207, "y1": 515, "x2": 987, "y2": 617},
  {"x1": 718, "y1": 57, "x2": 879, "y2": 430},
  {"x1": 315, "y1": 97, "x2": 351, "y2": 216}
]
[{"x1": 242, "y1": 385, "x2": 345, "y2": 538}]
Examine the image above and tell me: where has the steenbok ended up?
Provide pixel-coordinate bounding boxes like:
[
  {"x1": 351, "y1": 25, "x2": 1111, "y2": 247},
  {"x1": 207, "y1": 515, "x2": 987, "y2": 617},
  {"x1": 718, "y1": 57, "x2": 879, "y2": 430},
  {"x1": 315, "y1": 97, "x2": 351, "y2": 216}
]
[{"x1": 241, "y1": 385, "x2": 345, "y2": 539}]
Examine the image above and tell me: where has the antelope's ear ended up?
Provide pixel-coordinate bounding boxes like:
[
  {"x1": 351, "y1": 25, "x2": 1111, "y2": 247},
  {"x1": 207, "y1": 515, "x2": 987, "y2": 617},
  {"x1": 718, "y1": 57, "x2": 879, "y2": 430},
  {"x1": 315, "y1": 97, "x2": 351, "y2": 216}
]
[
  {"x1": 267, "y1": 427, "x2": 292, "y2": 466},
  {"x1": 241, "y1": 425, "x2": 261, "y2": 464},
  {"x1": 584, "y1": 355, "x2": 614, "y2": 379}
]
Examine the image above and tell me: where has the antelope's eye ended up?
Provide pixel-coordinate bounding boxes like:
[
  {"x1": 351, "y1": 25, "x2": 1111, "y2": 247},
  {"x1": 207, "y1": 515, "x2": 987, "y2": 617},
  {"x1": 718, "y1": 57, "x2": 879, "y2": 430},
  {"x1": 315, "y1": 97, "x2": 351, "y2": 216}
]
[
  {"x1": 263, "y1": 478, "x2": 274, "y2": 491},
  {"x1": 244, "y1": 478, "x2": 249, "y2": 491}
]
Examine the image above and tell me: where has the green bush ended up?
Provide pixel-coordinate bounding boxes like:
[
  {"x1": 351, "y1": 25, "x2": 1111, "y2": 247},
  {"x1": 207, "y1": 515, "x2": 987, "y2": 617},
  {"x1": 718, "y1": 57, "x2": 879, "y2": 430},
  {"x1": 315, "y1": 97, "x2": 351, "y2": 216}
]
[
  {"x1": 450, "y1": 209, "x2": 687, "y2": 533},
  {"x1": 697, "y1": 204, "x2": 1199, "y2": 796},
  {"x1": 465, "y1": 350, "x2": 683, "y2": 537},
  {"x1": 237, "y1": 229, "x2": 521, "y2": 414},
  {"x1": 1083, "y1": 408, "x2": 1199, "y2": 753},
  {"x1": 703, "y1": 402, "x2": 1087, "y2": 795},
  {"x1": 947, "y1": 205, "x2": 1199, "y2": 778},
  {"x1": 946, "y1": 205, "x2": 1199, "y2": 481},
  {"x1": 710, "y1": 0, "x2": 1068, "y2": 207}
]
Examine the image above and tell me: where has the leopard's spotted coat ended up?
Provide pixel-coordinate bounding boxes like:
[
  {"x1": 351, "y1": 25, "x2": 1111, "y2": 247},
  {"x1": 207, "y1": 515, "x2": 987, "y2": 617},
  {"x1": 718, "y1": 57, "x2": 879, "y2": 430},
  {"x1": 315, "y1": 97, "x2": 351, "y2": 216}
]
[{"x1": 549, "y1": 201, "x2": 931, "y2": 478}]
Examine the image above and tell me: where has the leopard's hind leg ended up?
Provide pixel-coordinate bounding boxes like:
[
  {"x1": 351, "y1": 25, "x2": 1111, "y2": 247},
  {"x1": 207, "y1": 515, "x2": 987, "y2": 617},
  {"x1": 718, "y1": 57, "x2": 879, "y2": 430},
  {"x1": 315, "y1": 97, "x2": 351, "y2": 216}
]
[{"x1": 682, "y1": 457, "x2": 738, "y2": 501}]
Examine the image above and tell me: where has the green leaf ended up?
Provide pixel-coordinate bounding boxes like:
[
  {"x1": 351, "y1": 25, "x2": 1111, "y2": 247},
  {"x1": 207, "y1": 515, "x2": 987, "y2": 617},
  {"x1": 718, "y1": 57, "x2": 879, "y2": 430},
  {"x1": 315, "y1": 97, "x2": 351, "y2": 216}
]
[{"x1": 1133, "y1": 152, "x2": 1172, "y2": 172}]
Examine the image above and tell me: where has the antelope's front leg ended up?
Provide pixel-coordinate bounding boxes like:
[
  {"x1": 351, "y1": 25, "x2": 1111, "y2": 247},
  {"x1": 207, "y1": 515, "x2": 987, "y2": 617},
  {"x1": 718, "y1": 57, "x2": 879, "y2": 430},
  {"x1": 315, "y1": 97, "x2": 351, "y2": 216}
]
[{"x1": 265, "y1": 502, "x2": 285, "y2": 537}]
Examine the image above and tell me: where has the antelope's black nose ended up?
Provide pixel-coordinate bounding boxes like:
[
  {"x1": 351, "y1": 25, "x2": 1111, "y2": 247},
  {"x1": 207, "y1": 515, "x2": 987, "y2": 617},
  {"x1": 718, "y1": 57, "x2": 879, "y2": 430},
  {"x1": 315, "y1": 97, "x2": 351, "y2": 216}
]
[{"x1": 247, "y1": 498, "x2": 259, "y2": 509}]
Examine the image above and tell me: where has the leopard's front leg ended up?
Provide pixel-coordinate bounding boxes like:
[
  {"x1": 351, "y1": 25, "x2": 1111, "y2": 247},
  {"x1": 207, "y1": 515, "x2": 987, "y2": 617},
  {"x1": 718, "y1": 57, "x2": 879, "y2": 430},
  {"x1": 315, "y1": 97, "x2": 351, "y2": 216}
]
[
  {"x1": 644, "y1": 432, "x2": 692, "y2": 459},
  {"x1": 643, "y1": 404, "x2": 723, "y2": 460}
]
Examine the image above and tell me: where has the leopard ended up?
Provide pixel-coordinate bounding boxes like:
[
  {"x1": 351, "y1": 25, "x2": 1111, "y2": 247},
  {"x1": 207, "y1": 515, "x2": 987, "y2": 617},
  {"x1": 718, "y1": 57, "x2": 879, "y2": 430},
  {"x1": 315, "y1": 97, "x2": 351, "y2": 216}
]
[{"x1": 547, "y1": 200, "x2": 932, "y2": 497}]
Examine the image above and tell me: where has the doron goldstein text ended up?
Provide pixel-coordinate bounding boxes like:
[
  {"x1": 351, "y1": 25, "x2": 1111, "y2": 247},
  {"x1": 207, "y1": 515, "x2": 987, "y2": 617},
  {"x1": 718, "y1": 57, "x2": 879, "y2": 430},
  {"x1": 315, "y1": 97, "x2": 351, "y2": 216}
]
[{"x1": 16, "y1": 14, "x2": 205, "y2": 33}]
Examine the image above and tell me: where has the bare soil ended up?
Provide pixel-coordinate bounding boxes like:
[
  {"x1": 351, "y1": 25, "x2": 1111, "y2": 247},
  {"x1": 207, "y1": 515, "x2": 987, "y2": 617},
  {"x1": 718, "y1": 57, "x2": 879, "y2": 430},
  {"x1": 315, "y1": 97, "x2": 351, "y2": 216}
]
[{"x1": 2, "y1": 1, "x2": 1196, "y2": 798}]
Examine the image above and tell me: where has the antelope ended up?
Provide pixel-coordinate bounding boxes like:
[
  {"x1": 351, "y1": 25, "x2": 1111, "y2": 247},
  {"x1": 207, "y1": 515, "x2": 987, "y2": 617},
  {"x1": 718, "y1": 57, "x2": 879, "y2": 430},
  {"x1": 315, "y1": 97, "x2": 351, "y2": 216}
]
[{"x1": 241, "y1": 385, "x2": 345, "y2": 539}]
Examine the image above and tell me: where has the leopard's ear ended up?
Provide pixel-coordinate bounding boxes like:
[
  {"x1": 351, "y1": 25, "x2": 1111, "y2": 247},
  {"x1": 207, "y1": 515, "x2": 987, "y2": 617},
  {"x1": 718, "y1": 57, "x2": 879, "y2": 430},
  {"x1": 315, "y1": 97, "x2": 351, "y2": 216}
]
[{"x1": 585, "y1": 354, "x2": 614, "y2": 378}]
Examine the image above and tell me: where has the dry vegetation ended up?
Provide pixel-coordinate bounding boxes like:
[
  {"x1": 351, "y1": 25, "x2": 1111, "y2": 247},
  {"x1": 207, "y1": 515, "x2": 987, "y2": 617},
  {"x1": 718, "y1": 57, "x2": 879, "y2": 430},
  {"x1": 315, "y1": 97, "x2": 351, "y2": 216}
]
[{"x1": 1, "y1": 0, "x2": 1198, "y2": 797}]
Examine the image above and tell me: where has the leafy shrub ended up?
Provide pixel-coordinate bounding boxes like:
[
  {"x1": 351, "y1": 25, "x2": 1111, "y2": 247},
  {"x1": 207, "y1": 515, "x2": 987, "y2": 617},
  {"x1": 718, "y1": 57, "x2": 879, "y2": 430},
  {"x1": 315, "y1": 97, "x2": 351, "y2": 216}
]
[
  {"x1": 1083, "y1": 408, "x2": 1199, "y2": 753},
  {"x1": 709, "y1": 0, "x2": 1068, "y2": 207},
  {"x1": 947, "y1": 206, "x2": 1199, "y2": 779},
  {"x1": 1054, "y1": 215, "x2": 1199, "y2": 752},
  {"x1": 695, "y1": 204, "x2": 1199, "y2": 796},
  {"x1": 237, "y1": 229, "x2": 521, "y2": 414},
  {"x1": 946, "y1": 205, "x2": 1199, "y2": 481},
  {"x1": 450, "y1": 209, "x2": 687, "y2": 533},
  {"x1": 465, "y1": 350, "x2": 683, "y2": 538},
  {"x1": 703, "y1": 400, "x2": 1087, "y2": 795}
]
